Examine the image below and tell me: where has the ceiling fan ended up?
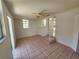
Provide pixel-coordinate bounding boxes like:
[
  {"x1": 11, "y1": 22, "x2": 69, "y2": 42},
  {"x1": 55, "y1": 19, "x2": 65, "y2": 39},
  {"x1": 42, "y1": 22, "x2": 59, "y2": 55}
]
[{"x1": 33, "y1": 10, "x2": 51, "y2": 18}]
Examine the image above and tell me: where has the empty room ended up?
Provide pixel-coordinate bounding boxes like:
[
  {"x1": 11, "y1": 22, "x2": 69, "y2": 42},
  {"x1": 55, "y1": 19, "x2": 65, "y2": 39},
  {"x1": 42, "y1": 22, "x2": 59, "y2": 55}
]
[{"x1": 0, "y1": 0, "x2": 79, "y2": 59}]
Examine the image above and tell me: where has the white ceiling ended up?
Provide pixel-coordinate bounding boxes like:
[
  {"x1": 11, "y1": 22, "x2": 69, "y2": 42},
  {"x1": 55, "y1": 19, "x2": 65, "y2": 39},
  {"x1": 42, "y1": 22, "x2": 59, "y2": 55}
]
[{"x1": 5, "y1": 0, "x2": 79, "y2": 19}]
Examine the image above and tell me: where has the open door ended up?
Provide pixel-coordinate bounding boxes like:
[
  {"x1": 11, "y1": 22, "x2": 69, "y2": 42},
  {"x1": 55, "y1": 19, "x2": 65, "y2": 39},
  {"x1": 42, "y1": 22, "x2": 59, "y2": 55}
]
[
  {"x1": 7, "y1": 16, "x2": 16, "y2": 49},
  {"x1": 76, "y1": 33, "x2": 79, "y2": 53}
]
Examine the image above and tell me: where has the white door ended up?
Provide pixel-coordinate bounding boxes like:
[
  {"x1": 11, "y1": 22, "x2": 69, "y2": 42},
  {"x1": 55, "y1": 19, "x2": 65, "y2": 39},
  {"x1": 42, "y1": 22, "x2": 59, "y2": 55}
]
[
  {"x1": 7, "y1": 16, "x2": 16, "y2": 49},
  {"x1": 74, "y1": 15, "x2": 79, "y2": 53}
]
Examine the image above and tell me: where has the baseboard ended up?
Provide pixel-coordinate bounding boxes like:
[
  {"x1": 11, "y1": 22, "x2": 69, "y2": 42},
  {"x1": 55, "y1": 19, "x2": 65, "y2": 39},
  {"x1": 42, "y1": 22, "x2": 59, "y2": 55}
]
[
  {"x1": 56, "y1": 39, "x2": 75, "y2": 52},
  {"x1": 16, "y1": 34, "x2": 41, "y2": 40}
]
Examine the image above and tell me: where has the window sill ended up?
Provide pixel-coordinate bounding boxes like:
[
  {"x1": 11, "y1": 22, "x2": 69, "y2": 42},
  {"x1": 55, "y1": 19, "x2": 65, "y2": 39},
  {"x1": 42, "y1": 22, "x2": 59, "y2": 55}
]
[{"x1": 0, "y1": 37, "x2": 6, "y2": 44}]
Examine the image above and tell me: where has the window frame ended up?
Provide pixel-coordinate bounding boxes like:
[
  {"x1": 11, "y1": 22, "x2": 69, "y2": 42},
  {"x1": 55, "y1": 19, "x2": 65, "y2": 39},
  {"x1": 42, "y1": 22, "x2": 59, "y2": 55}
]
[{"x1": 22, "y1": 19, "x2": 29, "y2": 29}]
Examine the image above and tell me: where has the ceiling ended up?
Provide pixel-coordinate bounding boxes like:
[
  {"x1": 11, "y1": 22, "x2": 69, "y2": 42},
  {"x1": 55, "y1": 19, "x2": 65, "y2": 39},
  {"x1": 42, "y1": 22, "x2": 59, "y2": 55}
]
[{"x1": 4, "y1": 0, "x2": 79, "y2": 19}]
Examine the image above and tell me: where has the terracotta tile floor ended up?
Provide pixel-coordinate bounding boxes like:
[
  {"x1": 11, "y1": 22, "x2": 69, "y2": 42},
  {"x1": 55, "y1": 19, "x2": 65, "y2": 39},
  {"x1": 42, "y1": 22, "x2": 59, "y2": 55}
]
[{"x1": 13, "y1": 35, "x2": 79, "y2": 59}]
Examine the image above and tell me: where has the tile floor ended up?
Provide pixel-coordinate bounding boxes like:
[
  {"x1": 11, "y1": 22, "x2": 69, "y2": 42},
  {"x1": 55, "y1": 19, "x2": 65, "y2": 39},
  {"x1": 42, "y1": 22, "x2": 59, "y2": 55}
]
[{"x1": 13, "y1": 35, "x2": 79, "y2": 59}]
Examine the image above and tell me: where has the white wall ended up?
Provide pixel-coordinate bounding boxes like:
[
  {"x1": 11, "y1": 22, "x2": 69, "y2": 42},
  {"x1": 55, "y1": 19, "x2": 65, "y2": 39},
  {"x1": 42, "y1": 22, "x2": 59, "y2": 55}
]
[
  {"x1": 36, "y1": 19, "x2": 49, "y2": 36},
  {"x1": 56, "y1": 8, "x2": 79, "y2": 51},
  {"x1": 0, "y1": 1, "x2": 13, "y2": 59},
  {"x1": 14, "y1": 18, "x2": 49, "y2": 39},
  {"x1": 14, "y1": 19, "x2": 38, "y2": 39}
]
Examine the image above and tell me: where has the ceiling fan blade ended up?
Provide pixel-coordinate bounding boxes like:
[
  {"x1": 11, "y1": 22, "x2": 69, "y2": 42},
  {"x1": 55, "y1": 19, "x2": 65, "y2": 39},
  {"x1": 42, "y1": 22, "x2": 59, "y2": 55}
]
[
  {"x1": 32, "y1": 10, "x2": 53, "y2": 18},
  {"x1": 40, "y1": 10, "x2": 47, "y2": 13}
]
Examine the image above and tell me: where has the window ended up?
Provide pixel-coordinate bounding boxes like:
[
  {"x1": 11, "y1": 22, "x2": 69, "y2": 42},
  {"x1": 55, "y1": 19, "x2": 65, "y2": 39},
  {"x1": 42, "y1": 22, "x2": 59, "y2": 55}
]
[
  {"x1": 22, "y1": 19, "x2": 29, "y2": 28},
  {"x1": 0, "y1": 20, "x2": 3, "y2": 40},
  {"x1": 43, "y1": 19, "x2": 46, "y2": 27}
]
